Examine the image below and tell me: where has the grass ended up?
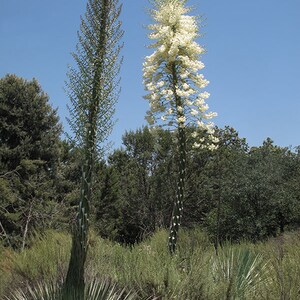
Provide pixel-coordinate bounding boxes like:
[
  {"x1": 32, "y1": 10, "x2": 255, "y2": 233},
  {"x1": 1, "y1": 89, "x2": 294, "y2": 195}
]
[
  {"x1": 0, "y1": 230, "x2": 71, "y2": 294},
  {"x1": 1, "y1": 228, "x2": 300, "y2": 299}
]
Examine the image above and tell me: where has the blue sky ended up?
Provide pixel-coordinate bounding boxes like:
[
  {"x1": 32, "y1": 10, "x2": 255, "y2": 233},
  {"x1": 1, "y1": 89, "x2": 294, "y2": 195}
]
[{"x1": 1, "y1": 0, "x2": 300, "y2": 149}]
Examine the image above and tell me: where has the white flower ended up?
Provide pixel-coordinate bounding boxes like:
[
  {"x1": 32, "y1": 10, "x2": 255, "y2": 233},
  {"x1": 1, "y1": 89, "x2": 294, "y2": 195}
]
[
  {"x1": 191, "y1": 131, "x2": 198, "y2": 138},
  {"x1": 146, "y1": 82, "x2": 155, "y2": 91},
  {"x1": 199, "y1": 91, "x2": 210, "y2": 99},
  {"x1": 185, "y1": 99, "x2": 193, "y2": 106},
  {"x1": 158, "y1": 45, "x2": 166, "y2": 53},
  {"x1": 190, "y1": 108, "x2": 198, "y2": 116},
  {"x1": 157, "y1": 81, "x2": 165, "y2": 88},
  {"x1": 206, "y1": 123, "x2": 215, "y2": 134},
  {"x1": 197, "y1": 120, "x2": 206, "y2": 129},
  {"x1": 177, "y1": 115, "x2": 186, "y2": 123},
  {"x1": 150, "y1": 93, "x2": 159, "y2": 101},
  {"x1": 210, "y1": 135, "x2": 220, "y2": 144},
  {"x1": 195, "y1": 98, "x2": 204, "y2": 107},
  {"x1": 199, "y1": 103, "x2": 209, "y2": 113},
  {"x1": 180, "y1": 70, "x2": 189, "y2": 79},
  {"x1": 166, "y1": 89, "x2": 173, "y2": 96},
  {"x1": 207, "y1": 143, "x2": 218, "y2": 151},
  {"x1": 182, "y1": 82, "x2": 189, "y2": 90},
  {"x1": 167, "y1": 108, "x2": 173, "y2": 115},
  {"x1": 203, "y1": 111, "x2": 218, "y2": 120}
]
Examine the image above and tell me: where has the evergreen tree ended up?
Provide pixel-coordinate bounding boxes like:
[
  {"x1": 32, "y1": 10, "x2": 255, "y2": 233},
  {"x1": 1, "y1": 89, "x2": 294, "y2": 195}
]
[
  {"x1": 0, "y1": 74, "x2": 61, "y2": 171},
  {"x1": 0, "y1": 74, "x2": 61, "y2": 248},
  {"x1": 63, "y1": 0, "x2": 123, "y2": 297}
]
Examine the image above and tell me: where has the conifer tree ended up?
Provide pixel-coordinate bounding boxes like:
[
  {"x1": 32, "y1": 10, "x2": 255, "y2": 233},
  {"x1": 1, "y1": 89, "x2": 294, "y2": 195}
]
[
  {"x1": 143, "y1": 0, "x2": 217, "y2": 253},
  {"x1": 63, "y1": 0, "x2": 123, "y2": 297},
  {"x1": 0, "y1": 74, "x2": 61, "y2": 248}
]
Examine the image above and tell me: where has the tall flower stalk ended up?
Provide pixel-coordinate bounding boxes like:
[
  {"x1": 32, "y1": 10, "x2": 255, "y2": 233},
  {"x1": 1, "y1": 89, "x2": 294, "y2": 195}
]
[
  {"x1": 143, "y1": 0, "x2": 217, "y2": 253},
  {"x1": 63, "y1": 0, "x2": 123, "y2": 297}
]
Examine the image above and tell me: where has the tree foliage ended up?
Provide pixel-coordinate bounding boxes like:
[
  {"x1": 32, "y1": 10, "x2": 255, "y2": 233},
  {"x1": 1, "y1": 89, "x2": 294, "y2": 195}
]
[
  {"x1": 93, "y1": 127, "x2": 300, "y2": 245},
  {"x1": 0, "y1": 74, "x2": 62, "y2": 248}
]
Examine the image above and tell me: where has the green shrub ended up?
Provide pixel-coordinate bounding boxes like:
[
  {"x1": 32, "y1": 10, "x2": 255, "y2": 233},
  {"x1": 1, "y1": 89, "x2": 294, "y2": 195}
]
[
  {"x1": 0, "y1": 230, "x2": 71, "y2": 297},
  {"x1": 13, "y1": 231, "x2": 71, "y2": 283},
  {"x1": 254, "y1": 232, "x2": 300, "y2": 299},
  {"x1": 2, "y1": 228, "x2": 300, "y2": 299},
  {"x1": 0, "y1": 245, "x2": 14, "y2": 296}
]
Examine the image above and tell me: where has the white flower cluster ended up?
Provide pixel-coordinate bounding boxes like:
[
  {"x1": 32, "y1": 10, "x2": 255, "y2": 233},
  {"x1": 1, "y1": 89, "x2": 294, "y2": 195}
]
[{"x1": 143, "y1": 0, "x2": 218, "y2": 150}]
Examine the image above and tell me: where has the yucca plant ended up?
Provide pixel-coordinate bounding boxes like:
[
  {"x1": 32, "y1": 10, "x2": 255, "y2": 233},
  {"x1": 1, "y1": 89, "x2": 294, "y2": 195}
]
[
  {"x1": 6, "y1": 279, "x2": 137, "y2": 300},
  {"x1": 63, "y1": 0, "x2": 123, "y2": 297},
  {"x1": 211, "y1": 246, "x2": 270, "y2": 299},
  {"x1": 143, "y1": 0, "x2": 218, "y2": 254},
  {"x1": 5, "y1": 280, "x2": 62, "y2": 300}
]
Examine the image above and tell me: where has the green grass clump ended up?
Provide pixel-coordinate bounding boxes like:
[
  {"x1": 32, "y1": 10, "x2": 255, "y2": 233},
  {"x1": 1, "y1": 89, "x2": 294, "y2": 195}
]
[
  {"x1": 2, "y1": 228, "x2": 300, "y2": 299},
  {"x1": 87, "y1": 228, "x2": 212, "y2": 299},
  {"x1": 0, "y1": 230, "x2": 71, "y2": 297},
  {"x1": 0, "y1": 244, "x2": 14, "y2": 296},
  {"x1": 253, "y1": 232, "x2": 300, "y2": 299},
  {"x1": 13, "y1": 231, "x2": 70, "y2": 283}
]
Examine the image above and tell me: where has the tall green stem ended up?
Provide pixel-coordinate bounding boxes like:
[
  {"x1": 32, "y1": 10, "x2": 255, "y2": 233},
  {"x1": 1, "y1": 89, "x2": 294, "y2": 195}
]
[
  {"x1": 63, "y1": 1, "x2": 109, "y2": 298},
  {"x1": 168, "y1": 63, "x2": 186, "y2": 254}
]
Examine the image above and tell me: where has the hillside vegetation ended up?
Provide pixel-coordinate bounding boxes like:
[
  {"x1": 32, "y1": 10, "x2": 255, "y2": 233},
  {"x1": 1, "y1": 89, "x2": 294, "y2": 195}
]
[{"x1": 1, "y1": 228, "x2": 300, "y2": 299}]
